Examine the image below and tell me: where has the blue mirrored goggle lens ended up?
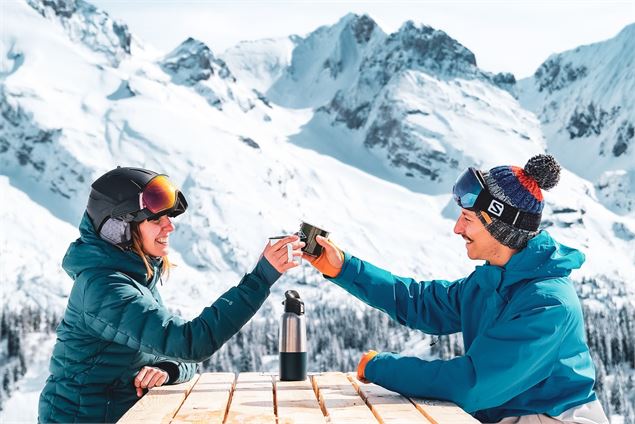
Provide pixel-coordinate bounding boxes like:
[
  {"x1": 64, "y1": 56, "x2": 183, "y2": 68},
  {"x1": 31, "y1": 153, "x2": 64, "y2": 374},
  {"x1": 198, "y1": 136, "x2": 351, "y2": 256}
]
[{"x1": 452, "y1": 168, "x2": 483, "y2": 209}]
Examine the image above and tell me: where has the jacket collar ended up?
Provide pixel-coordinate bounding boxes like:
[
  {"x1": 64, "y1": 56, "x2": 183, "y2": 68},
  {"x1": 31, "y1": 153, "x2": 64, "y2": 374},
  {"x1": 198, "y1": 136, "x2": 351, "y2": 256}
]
[
  {"x1": 63, "y1": 212, "x2": 163, "y2": 286},
  {"x1": 471, "y1": 231, "x2": 584, "y2": 293}
]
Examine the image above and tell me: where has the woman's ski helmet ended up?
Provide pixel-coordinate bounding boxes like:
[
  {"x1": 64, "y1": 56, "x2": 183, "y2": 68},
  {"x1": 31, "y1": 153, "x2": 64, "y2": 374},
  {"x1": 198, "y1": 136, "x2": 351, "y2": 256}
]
[{"x1": 86, "y1": 167, "x2": 187, "y2": 248}]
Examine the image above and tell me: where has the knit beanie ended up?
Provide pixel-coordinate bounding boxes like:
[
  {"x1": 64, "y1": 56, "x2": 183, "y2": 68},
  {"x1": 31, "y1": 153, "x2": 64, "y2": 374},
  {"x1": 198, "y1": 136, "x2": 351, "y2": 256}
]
[{"x1": 477, "y1": 154, "x2": 561, "y2": 249}]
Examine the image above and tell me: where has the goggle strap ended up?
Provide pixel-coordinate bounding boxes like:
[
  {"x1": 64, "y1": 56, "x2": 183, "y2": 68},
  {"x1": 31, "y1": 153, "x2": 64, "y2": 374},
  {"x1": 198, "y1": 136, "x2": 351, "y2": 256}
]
[
  {"x1": 474, "y1": 191, "x2": 541, "y2": 231},
  {"x1": 473, "y1": 168, "x2": 487, "y2": 188},
  {"x1": 512, "y1": 212, "x2": 541, "y2": 232}
]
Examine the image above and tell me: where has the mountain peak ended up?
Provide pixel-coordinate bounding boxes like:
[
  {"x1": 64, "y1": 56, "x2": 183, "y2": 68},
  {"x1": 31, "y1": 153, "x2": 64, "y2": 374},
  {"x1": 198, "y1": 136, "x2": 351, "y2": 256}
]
[
  {"x1": 161, "y1": 37, "x2": 234, "y2": 85},
  {"x1": 386, "y1": 20, "x2": 477, "y2": 73},
  {"x1": 320, "y1": 19, "x2": 486, "y2": 131},
  {"x1": 26, "y1": 0, "x2": 131, "y2": 65},
  {"x1": 398, "y1": 20, "x2": 434, "y2": 35},
  {"x1": 265, "y1": 13, "x2": 385, "y2": 107},
  {"x1": 31, "y1": 0, "x2": 77, "y2": 18},
  {"x1": 337, "y1": 13, "x2": 378, "y2": 44},
  {"x1": 518, "y1": 21, "x2": 635, "y2": 216}
]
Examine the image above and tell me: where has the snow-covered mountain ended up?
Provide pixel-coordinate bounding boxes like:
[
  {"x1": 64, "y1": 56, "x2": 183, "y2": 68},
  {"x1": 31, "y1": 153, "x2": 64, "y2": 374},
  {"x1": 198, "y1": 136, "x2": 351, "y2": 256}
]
[
  {"x1": 518, "y1": 24, "x2": 635, "y2": 217},
  {"x1": 24, "y1": 0, "x2": 134, "y2": 66},
  {"x1": 223, "y1": 36, "x2": 300, "y2": 96},
  {"x1": 1, "y1": 1, "x2": 634, "y2": 421},
  {"x1": 159, "y1": 36, "x2": 278, "y2": 116},
  {"x1": 226, "y1": 15, "x2": 526, "y2": 192},
  {"x1": 266, "y1": 14, "x2": 386, "y2": 108}
]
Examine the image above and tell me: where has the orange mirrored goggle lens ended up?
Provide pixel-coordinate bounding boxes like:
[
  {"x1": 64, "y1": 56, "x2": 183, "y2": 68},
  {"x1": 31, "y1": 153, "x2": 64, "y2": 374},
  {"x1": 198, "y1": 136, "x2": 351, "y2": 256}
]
[{"x1": 142, "y1": 175, "x2": 177, "y2": 214}]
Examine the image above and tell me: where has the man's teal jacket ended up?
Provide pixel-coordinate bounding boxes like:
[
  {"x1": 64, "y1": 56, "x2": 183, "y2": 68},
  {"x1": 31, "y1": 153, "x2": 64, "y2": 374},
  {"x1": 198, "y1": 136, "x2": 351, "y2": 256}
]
[
  {"x1": 39, "y1": 213, "x2": 280, "y2": 423},
  {"x1": 329, "y1": 231, "x2": 598, "y2": 423}
]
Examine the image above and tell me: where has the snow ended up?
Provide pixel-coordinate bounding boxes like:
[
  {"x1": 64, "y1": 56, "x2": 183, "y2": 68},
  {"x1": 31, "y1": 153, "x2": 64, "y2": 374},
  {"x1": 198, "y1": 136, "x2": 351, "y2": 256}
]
[
  {"x1": 266, "y1": 14, "x2": 386, "y2": 108},
  {"x1": 1, "y1": 0, "x2": 634, "y2": 421},
  {"x1": 0, "y1": 333, "x2": 56, "y2": 424},
  {"x1": 0, "y1": 176, "x2": 77, "y2": 313},
  {"x1": 518, "y1": 24, "x2": 635, "y2": 217},
  {"x1": 222, "y1": 36, "x2": 299, "y2": 93}
]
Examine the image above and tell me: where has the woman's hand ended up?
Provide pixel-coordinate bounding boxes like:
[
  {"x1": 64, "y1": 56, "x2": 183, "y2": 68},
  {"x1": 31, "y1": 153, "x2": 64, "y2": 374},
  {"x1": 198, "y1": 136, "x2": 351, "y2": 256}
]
[
  {"x1": 134, "y1": 366, "x2": 169, "y2": 397},
  {"x1": 302, "y1": 235, "x2": 344, "y2": 278},
  {"x1": 262, "y1": 235, "x2": 305, "y2": 273}
]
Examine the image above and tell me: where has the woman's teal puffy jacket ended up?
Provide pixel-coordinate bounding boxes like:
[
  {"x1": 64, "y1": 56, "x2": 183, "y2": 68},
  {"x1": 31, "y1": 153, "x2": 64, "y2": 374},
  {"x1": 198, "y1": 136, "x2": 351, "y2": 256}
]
[{"x1": 38, "y1": 213, "x2": 280, "y2": 423}]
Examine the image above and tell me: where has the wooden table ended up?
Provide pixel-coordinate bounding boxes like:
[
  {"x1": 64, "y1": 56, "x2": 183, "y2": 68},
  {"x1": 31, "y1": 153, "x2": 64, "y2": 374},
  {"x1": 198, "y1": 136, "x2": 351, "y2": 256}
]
[{"x1": 118, "y1": 372, "x2": 479, "y2": 423}]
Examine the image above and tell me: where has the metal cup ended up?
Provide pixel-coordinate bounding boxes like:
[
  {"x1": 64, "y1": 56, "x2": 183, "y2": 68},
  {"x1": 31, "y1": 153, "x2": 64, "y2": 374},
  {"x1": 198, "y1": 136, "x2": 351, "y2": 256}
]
[{"x1": 298, "y1": 222, "x2": 329, "y2": 257}]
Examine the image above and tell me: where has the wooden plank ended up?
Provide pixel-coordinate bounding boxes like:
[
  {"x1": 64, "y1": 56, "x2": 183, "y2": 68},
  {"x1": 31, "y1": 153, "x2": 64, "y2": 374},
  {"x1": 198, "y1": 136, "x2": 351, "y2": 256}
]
[
  {"x1": 224, "y1": 372, "x2": 276, "y2": 424},
  {"x1": 275, "y1": 376, "x2": 326, "y2": 424},
  {"x1": 118, "y1": 374, "x2": 200, "y2": 424},
  {"x1": 410, "y1": 398, "x2": 480, "y2": 424},
  {"x1": 347, "y1": 373, "x2": 432, "y2": 423},
  {"x1": 170, "y1": 373, "x2": 235, "y2": 424},
  {"x1": 312, "y1": 372, "x2": 378, "y2": 424}
]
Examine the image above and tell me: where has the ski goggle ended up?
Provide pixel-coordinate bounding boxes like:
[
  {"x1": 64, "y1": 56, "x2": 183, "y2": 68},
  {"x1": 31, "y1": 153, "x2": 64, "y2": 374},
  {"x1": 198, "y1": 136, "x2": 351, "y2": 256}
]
[
  {"x1": 452, "y1": 167, "x2": 486, "y2": 210},
  {"x1": 109, "y1": 174, "x2": 187, "y2": 223},
  {"x1": 140, "y1": 175, "x2": 178, "y2": 214},
  {"x1": 452, "y1": 167, "x2": 541, "y2": 231},
  {"x1": 137, "y1": 175, "x2": 188, "y2": 221}
]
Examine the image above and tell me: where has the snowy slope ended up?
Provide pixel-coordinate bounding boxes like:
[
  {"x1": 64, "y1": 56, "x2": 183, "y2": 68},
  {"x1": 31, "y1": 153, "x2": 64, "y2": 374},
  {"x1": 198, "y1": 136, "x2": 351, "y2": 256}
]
[
  {"x1": 1, "y1": 1, "x2": 634, "y2": 421},
  {"x1": 0, "y1": 177, "x2": 77, "y2": 312},
  {"x1": 267, "y1": 14, "x2": 387, "y2": 108},
  {"x1": 518, "y1": 24, "x2": 635, "y2": 216},
  {"x1": 222, "y1": 36, "x2": 300, "y2": 94}
]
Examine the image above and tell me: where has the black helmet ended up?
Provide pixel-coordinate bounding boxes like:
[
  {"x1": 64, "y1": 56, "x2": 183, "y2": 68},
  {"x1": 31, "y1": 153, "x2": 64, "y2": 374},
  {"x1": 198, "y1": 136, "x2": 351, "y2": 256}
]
[{"x1": 87, "y1": 167, "x2": 188, "y2": 247}]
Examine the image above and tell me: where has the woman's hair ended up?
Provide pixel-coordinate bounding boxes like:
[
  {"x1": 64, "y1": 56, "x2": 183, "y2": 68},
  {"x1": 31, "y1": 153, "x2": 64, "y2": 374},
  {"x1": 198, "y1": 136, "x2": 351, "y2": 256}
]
[{"x1": 130, "y1": 222, "x2": 171, "y2": 280}]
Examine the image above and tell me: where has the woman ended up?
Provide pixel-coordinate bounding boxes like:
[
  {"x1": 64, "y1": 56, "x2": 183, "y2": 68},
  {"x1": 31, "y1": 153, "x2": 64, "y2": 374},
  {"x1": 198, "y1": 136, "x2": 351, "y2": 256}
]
[{"x1": 38, "y1": 167, "x2": 303, "y2": 423}]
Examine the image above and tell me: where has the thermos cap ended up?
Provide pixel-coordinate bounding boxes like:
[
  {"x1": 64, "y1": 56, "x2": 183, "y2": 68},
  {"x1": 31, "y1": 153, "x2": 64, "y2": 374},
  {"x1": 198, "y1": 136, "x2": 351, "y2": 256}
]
[{"x1": 283, "y1": 290, "x2": 304, "y2": 315}]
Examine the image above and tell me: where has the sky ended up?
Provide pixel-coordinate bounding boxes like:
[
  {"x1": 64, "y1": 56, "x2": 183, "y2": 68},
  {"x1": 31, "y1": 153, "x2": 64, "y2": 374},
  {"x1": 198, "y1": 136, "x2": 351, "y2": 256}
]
[{"x1": 90, "y1": 0, "x2": 634, "y2": 79}]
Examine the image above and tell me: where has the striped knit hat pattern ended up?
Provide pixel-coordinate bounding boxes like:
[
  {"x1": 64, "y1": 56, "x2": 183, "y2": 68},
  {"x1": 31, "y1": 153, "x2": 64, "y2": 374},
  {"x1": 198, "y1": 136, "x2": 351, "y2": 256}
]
[{"x1": 477, "y1": 154, "x2": 561, "y2": 249}]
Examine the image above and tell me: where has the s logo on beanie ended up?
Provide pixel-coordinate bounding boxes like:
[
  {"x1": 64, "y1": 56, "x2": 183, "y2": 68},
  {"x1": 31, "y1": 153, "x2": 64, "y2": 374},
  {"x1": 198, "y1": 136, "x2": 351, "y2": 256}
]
[{"x1": 487, "y1": 200, "x2": 505, "y2": 217}]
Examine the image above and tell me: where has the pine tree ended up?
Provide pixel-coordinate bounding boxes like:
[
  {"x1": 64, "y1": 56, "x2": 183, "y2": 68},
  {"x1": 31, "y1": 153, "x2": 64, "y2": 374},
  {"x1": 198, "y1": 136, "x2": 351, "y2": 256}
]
[{"x1": 2, "y1": 371, "x2": 10, "y2": 392}]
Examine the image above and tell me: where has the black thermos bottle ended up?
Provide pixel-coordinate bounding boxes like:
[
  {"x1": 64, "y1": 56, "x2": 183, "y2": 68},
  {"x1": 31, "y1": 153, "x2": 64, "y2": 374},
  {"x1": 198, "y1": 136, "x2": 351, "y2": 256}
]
[{"x1": 279, "y1": 290, "x2": 307, "y2": 381}]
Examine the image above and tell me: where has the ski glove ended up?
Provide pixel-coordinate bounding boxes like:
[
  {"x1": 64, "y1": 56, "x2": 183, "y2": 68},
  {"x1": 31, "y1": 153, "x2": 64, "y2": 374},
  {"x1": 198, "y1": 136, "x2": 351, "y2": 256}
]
[
  {"x1": 309, "y1": 236, "x2": 344, "y2": 278},
  {"x1": 357, "y1": 350, "x2": 379, "y2": 383}
]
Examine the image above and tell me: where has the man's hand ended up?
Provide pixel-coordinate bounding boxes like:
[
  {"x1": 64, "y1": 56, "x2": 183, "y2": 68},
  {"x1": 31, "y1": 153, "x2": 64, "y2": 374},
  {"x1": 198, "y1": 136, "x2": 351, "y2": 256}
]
[
  {"x1": 134, "y1": 366, "x2": 169, "y2": 397},
  {"x1": 356, "y1": 350, "x2": 378, "y2": 384},
  {"x1": 303, "y1": 235, "x2": 344, "y2": 278},
  {"x1": 262, "y1": 235, "x2": 305, "y2": 273}
]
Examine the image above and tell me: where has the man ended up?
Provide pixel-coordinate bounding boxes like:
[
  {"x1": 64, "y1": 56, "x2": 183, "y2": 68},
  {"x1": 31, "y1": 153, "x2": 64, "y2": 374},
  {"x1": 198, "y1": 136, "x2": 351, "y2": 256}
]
[{"x1": 305, "y1": 155, "x2": 608, "y2": 423}]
